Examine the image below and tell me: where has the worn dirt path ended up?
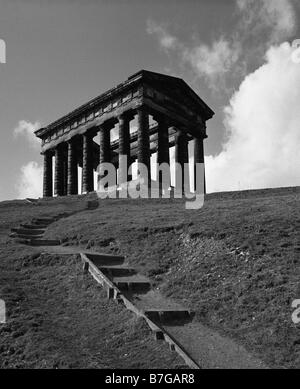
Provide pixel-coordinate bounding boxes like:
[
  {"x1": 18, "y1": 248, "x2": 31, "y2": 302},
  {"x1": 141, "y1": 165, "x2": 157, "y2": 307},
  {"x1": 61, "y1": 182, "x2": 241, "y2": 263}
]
[{"x1": 164, "y1": 323, "x2": 267, "y2": 369}]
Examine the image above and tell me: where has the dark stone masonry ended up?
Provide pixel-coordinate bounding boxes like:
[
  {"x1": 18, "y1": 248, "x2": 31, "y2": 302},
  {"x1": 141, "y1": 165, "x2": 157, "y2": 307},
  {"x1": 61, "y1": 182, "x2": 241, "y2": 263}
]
[{"x1": 35, "y1": 70, "x2": 214, "y2": 197}]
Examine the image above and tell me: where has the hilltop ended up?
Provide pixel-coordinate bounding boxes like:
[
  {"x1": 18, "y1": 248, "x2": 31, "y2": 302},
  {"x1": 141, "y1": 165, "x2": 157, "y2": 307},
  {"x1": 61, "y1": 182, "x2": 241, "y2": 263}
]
[{"x1": 0, "y1": 186, "x2": 299, "y2": 368}]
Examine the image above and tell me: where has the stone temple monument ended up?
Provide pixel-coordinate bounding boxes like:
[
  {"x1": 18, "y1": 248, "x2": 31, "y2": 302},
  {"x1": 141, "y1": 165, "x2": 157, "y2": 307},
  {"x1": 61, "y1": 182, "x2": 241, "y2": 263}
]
[{"x1": 35, "y1": 70, "x2": 214, "y2": 197}]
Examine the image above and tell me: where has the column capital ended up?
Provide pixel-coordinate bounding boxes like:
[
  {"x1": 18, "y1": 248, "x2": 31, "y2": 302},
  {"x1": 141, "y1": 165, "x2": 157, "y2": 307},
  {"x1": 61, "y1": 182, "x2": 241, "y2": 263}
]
[
  {"x1": 55, "y1": 142, "x2": 65, "y2": 151},
  {"x1": 42, "y1": 148, "x2": 55, "y2": 157},
  {"x1": 135, "y1": 104, "x2": 150, "y2": 116},
  {"x1": 98, "y1": 120, "x2": 115, "y2": 132},
  {"x1": 117, "y1": 110, "x2": 134, "y2": 122},
  {"x1": 82, "y1": 129, "x2": 97, "y2": 140},
  {"x1": 193, "y1": 122, "x2": 207, "y2": 140},
  {"x1": 67, "y1": 137, "x2": 77, "y2": 146},
  {"x1": 175, "y1": 128, "x2": 188, "y2": 144},
  {"x1": 152, "y1": 112, "x2": 169, "y2": 125}
]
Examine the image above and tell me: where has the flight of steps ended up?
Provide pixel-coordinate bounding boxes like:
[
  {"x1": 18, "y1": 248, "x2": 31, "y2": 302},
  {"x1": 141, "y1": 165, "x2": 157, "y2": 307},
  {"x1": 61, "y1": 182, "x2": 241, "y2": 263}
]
[
  {"x1": 9, "y1": 215, "x2": 64, "y2": 246},
  {"x1": 97, "y1": 263, "x2": 194, "y2": 325},
  {"x1": 99, "y1": 265, "x2": 152, "y2": 294},
  {"x1": 100, "y1": 265, "x2": 194, "y2": 323},
  {"x1": 82, "y1": 252, "x2": 199, "y2": 368}
]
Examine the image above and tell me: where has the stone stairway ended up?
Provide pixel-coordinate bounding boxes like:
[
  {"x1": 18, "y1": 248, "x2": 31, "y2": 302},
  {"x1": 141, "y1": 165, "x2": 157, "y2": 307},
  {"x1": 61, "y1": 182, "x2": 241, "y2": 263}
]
[
  {"x1": 144, "y1": 309, "x2": 194, "y2": 324},
  {"x1": 80, "y1": 252, "x2": 200, "y2": 368},
  {"x1": 81, "y1": 252, "x2": 268, "y2": 369},
  {"x1": 10, "y1": 214, "x2": 268, "y2": 369},
  {"x1": 102, "y1": 266, "x2": 193, "y2": 324},
  {"x1": 9, "y1": 214, "x2": 68, "y2": 246}
]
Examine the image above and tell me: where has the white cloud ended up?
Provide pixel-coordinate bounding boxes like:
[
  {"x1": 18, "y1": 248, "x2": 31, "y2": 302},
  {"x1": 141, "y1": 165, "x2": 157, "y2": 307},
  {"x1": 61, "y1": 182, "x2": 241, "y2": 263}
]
[
  {"x1": 147, "y1": 0, "x2": 297, "y2": 89},
  {"x1": 146, "y1": 20, "x2": 179, "y2": 50},
  {"x1": 206, "y1": 43, "x2": 300, "y2": 192},
  {"x1": 183, "y1": 38, "x2": 241, "y2": 82},
  {"x1": 237, "y1": 0, "x2": 296, "y2": 44},
  {"x1": 147, "y1": 3, "x2": 300, "y2": 192},
  {"x1": 13, "y1": 120, "x2": 41, "y2": 150},
  {"x1": 147, "y1": 20, "x2": 240, "y2": 87},
  {"x1": 16, "y1": 161, "x2": 43, "y2": 199}
]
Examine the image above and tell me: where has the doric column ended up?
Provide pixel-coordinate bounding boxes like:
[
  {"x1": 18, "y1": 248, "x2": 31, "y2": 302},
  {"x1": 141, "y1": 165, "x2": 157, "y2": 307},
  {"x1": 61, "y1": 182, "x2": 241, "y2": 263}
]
[
  {"x1": 54, "y1": 146, "x2": 64, "y2": 196},
  {"x1": 157, "y1": 116, "x2": 170, "y2": 165},
  {"x1": 82, "y1": 133, "x2": 94, "y2": 193},
  {"x1": 67, "y1": 140, "x2": 78, "y2": 195},
  {"x1": 155, "y1": 114, "x2": 170, "y2": 191},
  {"x1": 98, "y1": 123, "x2": 111, "y2": 185},
  {"x1": 43, "y1": 150, "x2": 53, "y2": 197},
  {"x1": 63, "y1": 156, "x2": 68, "y2": 196},
  {"x1": 137, "y1": 107, "x2": 150, "y2": 181},
  {"x1": 175, "y1": 129, "x2": 189, "y2": 193},
  {"x1": 118, "y1": 112, "x2": 132, "y2": 185},
  {"x1": 194, "y1": 136, "x2": 206, "y2": 194}
]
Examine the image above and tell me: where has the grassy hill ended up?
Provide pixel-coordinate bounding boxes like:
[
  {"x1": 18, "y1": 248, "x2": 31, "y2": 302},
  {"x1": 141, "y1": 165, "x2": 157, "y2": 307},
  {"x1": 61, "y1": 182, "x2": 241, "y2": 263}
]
[{"x1": 0, "y1": 187, "x2": 299, "y2": 368}]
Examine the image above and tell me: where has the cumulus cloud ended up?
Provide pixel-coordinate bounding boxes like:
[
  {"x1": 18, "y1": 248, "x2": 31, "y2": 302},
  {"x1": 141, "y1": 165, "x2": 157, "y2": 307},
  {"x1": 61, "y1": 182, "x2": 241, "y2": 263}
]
[
  {"x1": 147, "y1": 20, "x2": 239, "y2": 87},
  {"x1": 237, "y1": 0, "x2": 296, "y2": 44},
  {"x1": 206, "y1": 43, "x2": 300, "y2": 192},
  {"x1": 146, "y1": 20, "x2": 179, "y2": 50},
  {"x1": 183, "y1": 38, "x2": 241, "y2": 84},
  {"x1": 147, "y1": 0, "x2": 300, "y2": 192},
  {"x1": 16, "y1": 161, "x2": 43, "y2": 199},
  {"x1": 147, "y1": 0, "x2": 297, "y2": 89},
  {"x1": 13, "y1": 120, "x2": 41, "y2": 150}
]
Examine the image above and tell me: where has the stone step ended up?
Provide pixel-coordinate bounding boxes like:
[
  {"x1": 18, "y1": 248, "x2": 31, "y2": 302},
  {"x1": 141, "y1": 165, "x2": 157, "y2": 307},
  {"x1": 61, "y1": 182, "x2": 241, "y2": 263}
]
[
  {"x1": 99, "y1": 266, "x2": 136, "y2": 277},
  {"x1": 144, "y1": 309, "x2": 194, "y2": 323},
  {"x1": 112, "y1": 274, "x2": 149, "y2": 283},
  {"x1": 30, "y1": 221, "x2": 52, "y2": 226},
  {"x1": 87, "y1": 253, "x2": 125, "y2": 266},
  {"x1": 56, "y1": 212, "x2": 70, "y2": 219},
  {"x1": 11, "y1": 228, "x2": 45, "y2": 235},
  {"x1": 14, "y1": 237, "x2": 60, "y2": 246},
  {"x1": 29, "y1": 239, "x2": 61, "y2": 246},
  {"x1": 115, "y1": 280, "x2": 151, "y2": 293},
  {"x1": 14, "y1": 238, "x2": 33, "y2": 245},
  {"x1": 31, "y1": 217, "x2": 55, "y2": 225},
  {"x1": 10, "y1": 233, "x2": 44, "y2": 240},
  {"x1": 26, "y1": 198, "x2": 38, "y2": 203},
  {"x1": 20, "y1": 223, "x2": 48, "y2": 230}
]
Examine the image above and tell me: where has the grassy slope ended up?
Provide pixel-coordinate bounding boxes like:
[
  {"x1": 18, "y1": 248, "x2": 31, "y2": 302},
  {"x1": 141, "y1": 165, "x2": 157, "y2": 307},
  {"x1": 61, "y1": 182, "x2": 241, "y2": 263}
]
[
  {"x1": 0, "y1": 198, "x2": 182, "y2": 368},
  {"x1": 42, "y1": 187, "x2": 300, "y2": 369}
]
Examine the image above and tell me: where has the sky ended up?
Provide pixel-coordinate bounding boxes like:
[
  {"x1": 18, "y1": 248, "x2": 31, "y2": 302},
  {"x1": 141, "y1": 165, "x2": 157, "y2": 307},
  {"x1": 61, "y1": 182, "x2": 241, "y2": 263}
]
[{"x1": 0, "y1": 0, "x2": 300, "y2": 200}]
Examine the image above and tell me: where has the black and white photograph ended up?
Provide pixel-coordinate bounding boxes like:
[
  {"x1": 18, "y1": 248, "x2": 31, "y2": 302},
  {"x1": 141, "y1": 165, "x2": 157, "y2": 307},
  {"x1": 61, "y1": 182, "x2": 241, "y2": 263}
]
[{"x1": 0, "y1": 0, "x2": 299, "y2": 376}]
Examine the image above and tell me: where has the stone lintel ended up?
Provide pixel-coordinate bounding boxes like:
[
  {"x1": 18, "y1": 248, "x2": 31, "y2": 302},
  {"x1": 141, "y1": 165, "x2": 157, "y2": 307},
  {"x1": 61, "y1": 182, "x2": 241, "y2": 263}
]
[
  {"x1": 143, "y1": 97, "x2": 204, "y2": 138},
  {"x1": 35, "y1": 76, "x2": 143, "y2": 138},
  {"x1": 40, "y1": 99, "x2": 142, "y2": 153}
]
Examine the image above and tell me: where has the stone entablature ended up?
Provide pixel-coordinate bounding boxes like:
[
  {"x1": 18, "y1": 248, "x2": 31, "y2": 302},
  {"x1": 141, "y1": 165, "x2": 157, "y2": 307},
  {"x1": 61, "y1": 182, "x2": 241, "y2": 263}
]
[
  {"x1": 39, "y1": 86, "x2": 142, "y2": 152},
  {"x1": 35, "y1": 70, "x2": 214, "y2": 197}
]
